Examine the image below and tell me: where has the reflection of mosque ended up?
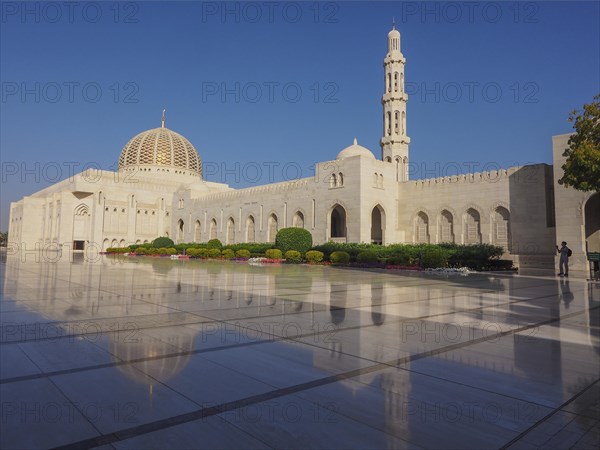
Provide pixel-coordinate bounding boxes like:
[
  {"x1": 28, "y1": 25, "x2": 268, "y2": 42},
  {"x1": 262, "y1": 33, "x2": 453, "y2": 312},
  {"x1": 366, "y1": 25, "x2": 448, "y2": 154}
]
[
  {"x1": 3, "y1": 254, "x2": 599, "y2": 439},
  {"x1": 311, "y1": 273, "x2": 600, "y2": 440}
]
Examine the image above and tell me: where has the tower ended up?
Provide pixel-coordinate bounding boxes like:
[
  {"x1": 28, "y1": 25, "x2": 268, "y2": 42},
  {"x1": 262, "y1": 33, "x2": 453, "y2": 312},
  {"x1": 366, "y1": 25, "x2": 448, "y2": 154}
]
[{"x1": 380, "y1": 23, "x2": 410, "y2": 181}]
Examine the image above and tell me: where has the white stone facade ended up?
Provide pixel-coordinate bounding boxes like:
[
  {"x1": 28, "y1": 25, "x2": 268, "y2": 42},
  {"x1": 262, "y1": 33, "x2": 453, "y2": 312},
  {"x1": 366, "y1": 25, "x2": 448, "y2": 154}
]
[{"x1": 7, "y1": 26, "x2": 599, "y2": 277}]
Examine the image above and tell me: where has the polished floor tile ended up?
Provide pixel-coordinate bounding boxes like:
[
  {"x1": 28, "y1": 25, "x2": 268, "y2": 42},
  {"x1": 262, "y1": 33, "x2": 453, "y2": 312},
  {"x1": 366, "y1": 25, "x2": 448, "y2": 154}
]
[{"x1": 1, "y1": 254, "x2": 599, "y2": 449}]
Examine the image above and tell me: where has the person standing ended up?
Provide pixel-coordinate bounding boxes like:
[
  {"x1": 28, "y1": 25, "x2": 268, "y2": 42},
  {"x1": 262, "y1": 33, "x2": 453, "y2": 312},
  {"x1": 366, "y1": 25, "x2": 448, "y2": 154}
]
[{"x1": 556, "y1": 241, "x2": 571, "y2": 277}]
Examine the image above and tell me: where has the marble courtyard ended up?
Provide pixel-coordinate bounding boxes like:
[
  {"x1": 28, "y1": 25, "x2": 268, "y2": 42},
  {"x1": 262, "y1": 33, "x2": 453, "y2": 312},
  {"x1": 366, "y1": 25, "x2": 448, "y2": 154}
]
[{"x1": 1, "y1": 253, "x2": 598, "y2": 449}]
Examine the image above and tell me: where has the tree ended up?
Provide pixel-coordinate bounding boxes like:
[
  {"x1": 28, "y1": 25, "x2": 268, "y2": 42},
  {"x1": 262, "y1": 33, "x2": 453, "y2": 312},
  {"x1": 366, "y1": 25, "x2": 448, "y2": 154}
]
[{"x1": 558, "y1": 94, "x2": 600, "y2": 192}]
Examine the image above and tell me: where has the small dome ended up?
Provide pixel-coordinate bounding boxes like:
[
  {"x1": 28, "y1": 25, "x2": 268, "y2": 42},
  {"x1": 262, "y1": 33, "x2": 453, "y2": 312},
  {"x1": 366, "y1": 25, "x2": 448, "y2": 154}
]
[
  {"x1": 336, "y1": 138, "x2": 375, "y2": 160},
  {"x1": 118, "y1": 126, "x2": 202, "y2": 178},
  {"x1": 388, "y1": 27, "x2": 400, "y2": 39}
]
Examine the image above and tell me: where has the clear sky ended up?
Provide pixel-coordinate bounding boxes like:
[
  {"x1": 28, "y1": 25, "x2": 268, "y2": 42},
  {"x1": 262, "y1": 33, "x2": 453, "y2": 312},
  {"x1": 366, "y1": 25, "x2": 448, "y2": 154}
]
[{"x1": 1, "y1": 1, "x2": 598, "y2": 231}]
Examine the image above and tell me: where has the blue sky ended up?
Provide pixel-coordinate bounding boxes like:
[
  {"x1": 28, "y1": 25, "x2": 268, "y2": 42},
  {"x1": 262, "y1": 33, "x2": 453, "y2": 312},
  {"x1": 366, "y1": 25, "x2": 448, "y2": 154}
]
[{"x1": 1, "y1": 1, "x2": 598, "y2": 231}]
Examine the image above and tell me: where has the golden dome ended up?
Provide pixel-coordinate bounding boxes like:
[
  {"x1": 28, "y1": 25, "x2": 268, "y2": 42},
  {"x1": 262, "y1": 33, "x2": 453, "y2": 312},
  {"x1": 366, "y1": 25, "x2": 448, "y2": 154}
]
[{"x1": 118, "y1": 126, "x2": 202, "y2": 178}]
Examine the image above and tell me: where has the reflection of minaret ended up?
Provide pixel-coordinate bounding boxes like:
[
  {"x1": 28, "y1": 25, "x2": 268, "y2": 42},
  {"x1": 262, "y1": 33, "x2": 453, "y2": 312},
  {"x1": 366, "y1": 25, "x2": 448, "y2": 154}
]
[{"x1": 381, "y1": 21, "x2": 410, "y2": 181}]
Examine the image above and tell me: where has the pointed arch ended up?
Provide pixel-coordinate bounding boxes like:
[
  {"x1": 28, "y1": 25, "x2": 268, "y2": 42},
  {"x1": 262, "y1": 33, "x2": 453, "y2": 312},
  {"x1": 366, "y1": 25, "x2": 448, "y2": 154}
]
[
  {"x1": 464, "y1": 208, "x2": 482, "y2": 244},
  {"x1": 74, "y1": 204, "x2": 89, "y2": 216},
  {"x1": 226, "y1": 218, "x2": 235, "y2": 245},
  {"x1": 439, "y1": 209, "x2": 455, "y2": 243},
  {"x1": 330, "y1": 204, "x2": 347, "y2": 239},
  {"x1": 267, "y1": 214, "x2": 278, "y2": 242},
  {"x1": 329, "y1": 173, "x2": 337, "y2": 188},
  {"x1": 492, "y1": 206, "x2": 511, "y2": 250},
  {"x1": 194, "y1": 220, "x2": 202, "y2": 242},
  {"x1": 209, "y1": 218, "x2": 217, "y2": 240},
  {"x1": 292, "y1": 211, "x2": 305, "y2": 228},
  {"x1": 415, "y1": 211, "x2": 430, "y2": 243},
  {"x1": 371, "y1": 204, "x2": 385, "y2": 244},
  {"x1": 246, "y1": 215, "x2": 256, "y2": 242}
]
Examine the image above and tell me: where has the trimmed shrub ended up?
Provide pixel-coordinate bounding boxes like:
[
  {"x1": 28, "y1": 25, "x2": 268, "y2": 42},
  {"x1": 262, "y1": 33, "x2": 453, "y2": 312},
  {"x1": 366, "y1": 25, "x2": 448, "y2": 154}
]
[
  {"x1": 275, "y1": 227, "x2": 313, "y2": 254},
  {"x1": 221, "y1": 249, "x2": 235, "y2": 259},
  {"x1": 152, "y1": 236, "x2": 174, "y2": 248},
  {"x1": 265, "y1": 248, "x2": 283, "y2": 259},
  {"x1": 206, "y1": 239, "x2": 223, "y2": 249},
  {"x1": 357, "y1": 250, "x2": 379, "y2": 263},
  {"x1": 235, "y1": 249, "x2": 251, "y2": 259},
  {"x1": 207, "y1": 248, "x2": 222, "y2": 258},
  {"x1": 135, "y1": 247, "x2": 147, "y2": 255},
  {"x1": 186, "y1": 247, "x2": 198, "y2": 257},
  {"x1": 305, "y1": 250, "x2": 324, "y2": 264},
  {"x1": 284, "y1": 250, "x2": 302, "y2": 263},
  {"x1": 330, "y1": 251, "x2": 350, "y2": 264},
  {"x1": 197, "y1": 248, "x2": 209, "y2": 258}
]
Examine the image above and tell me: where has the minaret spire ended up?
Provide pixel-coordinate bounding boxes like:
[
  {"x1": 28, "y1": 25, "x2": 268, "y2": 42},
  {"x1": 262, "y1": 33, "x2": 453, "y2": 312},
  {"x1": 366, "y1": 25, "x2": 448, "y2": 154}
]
[
  {"x1": 161, "y1": 109, "x2": 166, "y2": 128},
  {"x1": 380, "y1": 24, "x2": 410, "y2": 181}
]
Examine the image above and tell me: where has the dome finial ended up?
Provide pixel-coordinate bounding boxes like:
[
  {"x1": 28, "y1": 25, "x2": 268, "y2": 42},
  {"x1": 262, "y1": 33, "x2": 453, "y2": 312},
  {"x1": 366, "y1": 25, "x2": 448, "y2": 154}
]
[
  {"x1": 161, "y1": 109, "x2": 166, "y2": 128},
  {"x1": 354, "y1": 137, "x2": 358, "y2": 145},
  {"x1": 392, "y1": 17, "x2": 396, "y2": 30}
]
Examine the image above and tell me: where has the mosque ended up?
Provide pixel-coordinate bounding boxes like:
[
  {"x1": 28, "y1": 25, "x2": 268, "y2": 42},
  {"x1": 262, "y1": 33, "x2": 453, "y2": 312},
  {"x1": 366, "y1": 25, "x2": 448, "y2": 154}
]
[{"x1": 7, "y1": 26, "x2": 599, "y2": 278}]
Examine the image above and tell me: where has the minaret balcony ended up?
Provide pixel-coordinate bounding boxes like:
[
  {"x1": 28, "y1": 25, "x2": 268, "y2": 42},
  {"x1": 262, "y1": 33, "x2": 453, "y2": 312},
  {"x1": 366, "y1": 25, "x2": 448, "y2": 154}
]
[
  {"x1": 383, "y1": 55, "x2": 405, "y2": 64},
  {"x1": 381, "y1": 92, "x2": 408, "y2": 103},
  {"x1": 381, "y1": 136, "x2": 411, "y2": 146}
]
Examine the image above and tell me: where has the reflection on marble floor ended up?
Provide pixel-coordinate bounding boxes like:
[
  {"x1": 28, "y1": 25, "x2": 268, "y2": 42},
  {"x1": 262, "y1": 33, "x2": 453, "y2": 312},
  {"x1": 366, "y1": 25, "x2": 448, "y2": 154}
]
[{"x1": 0, "y1": 253, "x2": 598, "y2": 449}]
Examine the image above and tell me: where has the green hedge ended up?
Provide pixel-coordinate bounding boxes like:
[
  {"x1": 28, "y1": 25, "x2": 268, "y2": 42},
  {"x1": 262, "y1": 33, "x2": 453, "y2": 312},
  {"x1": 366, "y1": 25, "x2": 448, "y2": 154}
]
[
  {"x1": 152, "y1": 237, "x2": 175, "y2": 248},
  {"x1": 357, "y1": 250, "x2": 379, "y2": 263},
  {"x1": 275, "y1": 228, "x2": 313, "y2": 253},
  {"x1": 330, "y1": 251, "x2": 350, "y2": 264},
  {"x1": 309, "y1": 242, "x2": 505, "y2": 270},
  {"x1": 265, "y1": 249, "x2": 283, "y2": 259},
  {"x1": 284, "y1": 250, "x2": 302, "y2": 263},
  {"x1": 305, "y1": 250, "x2": 324, "y2": 264},
  {"x1": 106, "y1": 247, "x2": 129, "y2": 254},
  {"x1": 235, "y1": 249, "x2": 251, "y2": 258},
  {"x1": 221, "y1": 249, "x2": 235, "y2": 259},
  {"x1": 206, "y1": 239, "x2": 223, "y2": 249},
  {"x1": 207, "y1": 248, "x2": 222, "y2": 258}
]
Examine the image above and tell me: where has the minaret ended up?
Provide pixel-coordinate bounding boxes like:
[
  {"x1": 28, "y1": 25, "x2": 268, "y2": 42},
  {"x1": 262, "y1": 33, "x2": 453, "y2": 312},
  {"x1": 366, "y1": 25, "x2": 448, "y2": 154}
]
[{"x1": 380, "y1": 22, "x2": 410, "y2": 181}]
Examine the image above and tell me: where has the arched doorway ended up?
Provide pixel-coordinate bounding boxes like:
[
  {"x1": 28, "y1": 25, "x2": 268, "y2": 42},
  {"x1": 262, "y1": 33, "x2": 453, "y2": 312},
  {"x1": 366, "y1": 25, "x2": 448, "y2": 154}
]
[
  {"x1": 371, "y1": 205, "x2": 384, "y2": 244},
  {"x1": 330, "y1": 204, "x2": 347, "y2": 240},
  {"x1": 585, "y1": 193, "x2": 600, "y2": 252}
]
